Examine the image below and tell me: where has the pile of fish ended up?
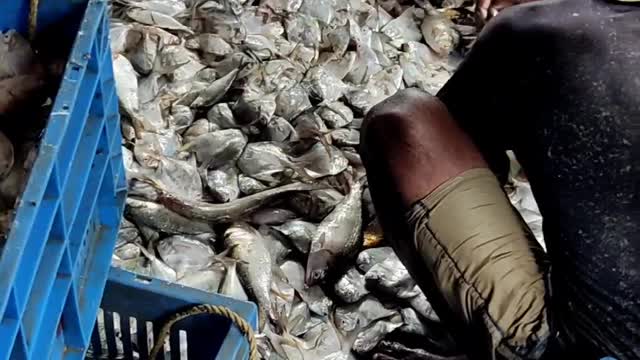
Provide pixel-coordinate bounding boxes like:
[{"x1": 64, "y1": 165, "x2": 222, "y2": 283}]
[
  {"x1": 0, "y1": 30, "x2": 67, "y2": 242},
  {"x1": 107, "y1": 0, "x2": 543, "y2": 358}
]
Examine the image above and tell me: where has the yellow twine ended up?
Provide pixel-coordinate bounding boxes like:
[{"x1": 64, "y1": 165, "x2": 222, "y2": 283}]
[
  {"x1": 149, "y1": 304, "x2": 259, "y2": 360},
  {"x1": 28, "y1": 0, "x2": 39, "y2": 41}
]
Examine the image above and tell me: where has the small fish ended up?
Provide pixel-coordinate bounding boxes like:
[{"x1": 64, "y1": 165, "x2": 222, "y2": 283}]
[
  {"x1": 156, "y1": 235, "x2": 214, "y2": 277},
  {"x1": 334, "y1": 267, "x2": 369, "y2": 303},
  {"x1": 421, "y1": 13, "x2": 460, "y2": 56},
  {"x1": 125, "y1": 198, "x2": 214, "y2": 234},
  {"x1": 233, "y1": 90, "x2": 277, "y2": 126},
  {"x1": 287, "y1": 188, "x2": 344, "y2": 221},
  {"x1": 197, "y1": 34, "x2": 234, "y2": 56},
  {"x1": 280, "y1": 260, "x2": 305, "y2": 291},
  {"x1": 0, "y1": 29, "x2": 38, "y2": 80},
  {"x1": 219, "y1": 259, "x2": 249, "y2": 301},
  {"x1": 207, "y1": 103, "x2": 239, "y2": 129},
  {"x1": 365, "y1": 254, "x2": 421, "y2": 299},
  {"x1": 181, "y1": 129, "x2": 247, "y2": 169},
  {"x1": 238, "y1": 174, "x2": 269, "y2": 195},
  {"x1": 190, "y1": 69, "x2": 238, "y2": 107},
  {"x1": 398, "y1": 307, "x2": 427, "y2": 336},
  {"x1": 380, "y1": 7, "x2": 422, "y2": 48},
  {"x1": 333, "y1": 295, "x2": 397, "y2": 333},
  {"x1": 127, "y1": 8, "x2": 194, "y2": 34},
  {"x1": 330, "y1": 129, "x2": 360, "y2": 147},
  {"x1": 302, "y1": 66, "x2": 348, "y2": 103},
  {"x1": 298, "y1": 285, "x2": 333, "y2": 317},
  {"x1": 265, "y1": 117, "x2": 298, "y2": 142},
  {"x1": 251, "y1": 208, "x2": 297, "y2": 225},
  {"x1": 259, "y1": 225, "x2": 292, "y2": 265},
  {"x1": 149, "y1": 180, "x2": 319, "y2": 223},
  {"x1": 137, "y1": 245, "x2": 178, "y2": 282},
  {"x1": 293, "y1": 142, "x2": 349, "y2": 179},
  {"x1": 287, "y1": 301, "x2": 323, "y2": 337},
  {"x1": 316, "y1": 101, "x2": 354, "y2": 129},
  {"x1": 125, "y1": 28, "x2": 158, "y2": 75},
  {"x1": 275, "y1": 85, "x2": 312, "y2": 121},
  {"x1": 306, "y1": 177, "x2": 364, "y2": 285},
  {"x1": 113, "y1": 55, "x2": 145, "y2": 136},
  {"x1": 114, "y1": 242, "x2": 141, "y2": 261},
  {"x1": 205, "y1": 166, "x2": 240, "y2": 203},
  {"x1": 352, "y1": 314, "x2": 404, "y2": 354},
  {"x1": 178, "y1": 263, "x2": 226, "y2": 292},
  {"x1": 225, "y1": 222, "x2": 274, "y2": 329},
  {"x1": 261, "y1": 0, "x2": 303, "y2": 14},
  {"x1": 285, "y1": 14, "x2": 322, "y2": 48},
  {"x1": 356, "y1": 247, "x2": 394, "y2": 273},
  {"x1": 183, "y1": 119, "x2": 219, "y2": 143},
  {"x1": 169, "y1": 104, "x2": 194, "y2": 129},
  {"x1": 274, "y1": 220, "x2": 317, "y2": 254}
]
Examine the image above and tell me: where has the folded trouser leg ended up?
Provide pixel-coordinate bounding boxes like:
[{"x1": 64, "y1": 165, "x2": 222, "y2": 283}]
[{"x1": 406, "y1": 168, "x2": 550, "y2": 360}]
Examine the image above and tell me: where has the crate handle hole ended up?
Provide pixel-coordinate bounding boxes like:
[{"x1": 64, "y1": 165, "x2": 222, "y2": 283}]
[
  {"x1": 72, "y1": 65, "x2": 81, "y2": 72},
  {"x1": 62, "y1": 105, "x2": 69, "y2": 111}
]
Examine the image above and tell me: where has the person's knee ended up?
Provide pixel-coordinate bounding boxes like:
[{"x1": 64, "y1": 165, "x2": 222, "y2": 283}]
[{"x1": 360, "y1": 88, "x2": 441, "y2": 160}]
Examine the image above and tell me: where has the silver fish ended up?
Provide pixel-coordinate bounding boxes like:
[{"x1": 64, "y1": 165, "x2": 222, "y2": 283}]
[
  {"x1": 251, "y1": 208, "x2": 297, "y2": 225},
  {"x1": 125, "y1": 198, "x2": 214, "y2": 234},
  {"x1": 288, "y1": 188, "x2": 344, "y2": 221},
  {"x1": 316, "y1": 101, "x2": 353, "y2": 129},
  {"x1": 219, "y1": 259, "x2": 249, "y2": 301},
  {"x1": 0, "y1": 29, "x2": 37, "y2": 80},
  {"x1": 274, "y1": 219, "x2": 316, "y2": 254},
  {"x1": 260, "y1": 0, "x2": 303, "y2": 13},
  {"x1": 306, "y1": 178, "x2": 364, "y2": 285},
  {"x1": 190, "y1": 69, "x2": 238, "y2": 107},
  {"x1": 117, "y1": 218, "x2": 141, "y2": 245},
  {"x1": 149, "y1": 180, "x2": 318, "y2": 223},
  {"x1": 233, "y1": 90, "x2": 277, "y2": 126},
  {"x1": 352, "y1": 314, "x2": 404, "y2": 354},
  {"x1": 197, "y1": 34, "x2": 234, "y2": 56},
  {"x1": 285, "y1": 14, "x2": 322, "y2": 48},
  {"x1": 298, "y1": 285, "x2": 333, "y2": 317},
  {"x1": 206, "y1": 166, "x2": 240, "y2": 203},
  {"x1": 125, "y1": 28, "x2": 158, "y2": 75},
  {"x1": 399, "y1": 307, "x2": 427, "y2": 336},
  {"x1": 126, "y1": 8, "x2": 194, "y2": 34},
  {"x1": 260, "y1": 225, "x2": 292, "y2": 265},
  {"x1": 323, "y1": 51, "x2": 357, "y2": 81},
  {"x1": 265, "y1": 117, "x2": 298, "y2": 142},
  {"x1": 380, "y1": 7, "x2": 422, "y2": 48},
  {"x1": 345, "y1": 65, "x2": 403, "y2": 112},
  {"x1": 169, "y1": 104, "x2": 194, "y2": 129},
  {"x1": 183, "y1": 119, "x2": 219, "y2": 144},
  {"x1": 280, "y1": 260, "x2": 305, "y2": 291},
  {"x1": 334, "y1": 295, "x2": 397, "y2": 333},
  {"x1": 288, "y1": 301, "x2": 323, "y2": 337},
  {"x1": 302, "y1": 66, "x2": 348, "y2": 103},
  {"x1": 237, "y1": 142, "x2": 293, "y2": 184},
  {"x1": 113, "y1": 55, "x2": 144, "y2": 134},
  {"x1": 330, "y1": 129, "x2": 360, "y2": 147},
  {"x1": 294, "y1": 142, "x2": 349, "y2": 179},
  {"x1": 356, "y1": 247, "x2": 393, "y2": 275},
  {"x1": 275, "y1": 85, "x2": 312, "y2": 121},
  {"x1": 421, "y1": 13, "x2": 460, "y2": 56},
  {"x1": 181, "y1": 129, "x2": 247, "y2": 169},
  {"x1": 114, "y1": 242, "x2": 141, "y2": 261},
  {"x1": 238, "y1": 174, "x2": 269, "y2": 195},
  {"x1": 157, "y1": 235, "x2": 214, "y2": 277},
  {"x1": 292, "y1": 112, "x2": 328, "y2": 140},
  {"x1": 374, "y1": 340, "x2": 467, "y2": 360},
  {"x1": 178, "y1": 263, "x2": 226, "y2": 292},
  {"x1": 365, "y1": 254, "x2": 421, "y2": 299},
  {"x1": 207, "y1": 102, "x2": 238, "y2": 129},
  {"x1": 225, "y1": 222, "x2": 274, "y2": 329},
  {"x1": 137, "y1": 245, "x2": 178, "y2": 282},
  {"x1": 334, "y1": 267, "x2": 369, "y2": 303}
]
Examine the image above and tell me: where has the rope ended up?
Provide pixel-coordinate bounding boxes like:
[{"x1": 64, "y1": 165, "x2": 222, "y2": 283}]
[
  {"x1": 28, "y1": 0, "x2": 39, "y2": 41},
  {"x1": 149, "y1": 304, "x2": 259, "y2": 360}
]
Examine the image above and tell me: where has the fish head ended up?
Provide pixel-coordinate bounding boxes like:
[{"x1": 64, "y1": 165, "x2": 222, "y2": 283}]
[{"x1": 305, "y1": 249, "x2": 333, "y2": 286}]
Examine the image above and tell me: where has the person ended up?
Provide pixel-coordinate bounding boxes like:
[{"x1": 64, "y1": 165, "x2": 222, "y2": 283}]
[{"x1": 359, "y1": 0, "x2": 640, "y2": 359}]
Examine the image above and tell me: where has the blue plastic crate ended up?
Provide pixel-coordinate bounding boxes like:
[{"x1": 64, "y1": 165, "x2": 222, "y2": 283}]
[
  {"x1": 0, "y1": 0, "x2": 127, "y2": 359},
  {"x1": 90, "y1": 267, "x2": 259, "y2": 360}
]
